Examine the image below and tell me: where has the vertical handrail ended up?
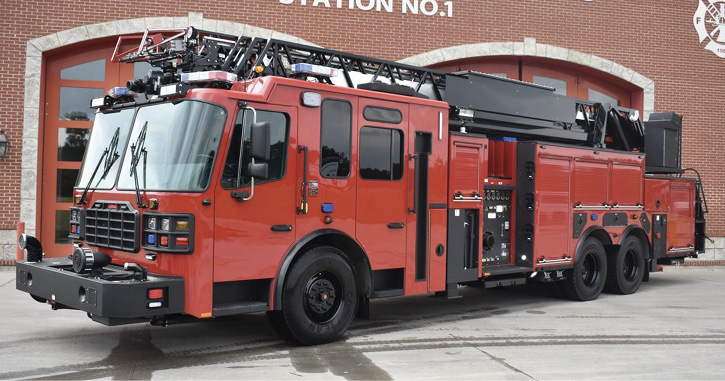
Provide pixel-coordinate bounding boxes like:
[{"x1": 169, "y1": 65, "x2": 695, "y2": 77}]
[
  {"x1": 298, "y1": 146, "x2": 309, "y2": 214},
  {"x1": 408, "y1": 153, "x2": 417, "y2": 214}
]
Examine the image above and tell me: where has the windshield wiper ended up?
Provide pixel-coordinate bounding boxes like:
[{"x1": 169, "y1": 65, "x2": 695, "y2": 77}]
[
  {"x1": 79, "y1": 128, "x2": 120, "y2": 204},
  {"x1": 130, "y1": 122, "x2": 148, "y2": 208}
]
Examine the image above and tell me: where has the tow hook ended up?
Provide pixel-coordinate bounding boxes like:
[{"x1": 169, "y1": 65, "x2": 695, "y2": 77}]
[{"x1": 124, "y1": 262, "x2": 147, "y2": 281}]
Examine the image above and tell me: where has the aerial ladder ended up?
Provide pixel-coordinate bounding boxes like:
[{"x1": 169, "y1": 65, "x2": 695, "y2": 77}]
[{"x1": 112, "y1": 27, "x2": 645, "y2": 154}]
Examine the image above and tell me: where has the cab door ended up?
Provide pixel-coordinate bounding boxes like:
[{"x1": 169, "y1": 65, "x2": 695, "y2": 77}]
[
  {"x1": 213, "y1": 104, "x2": 297, "y2": 282},
  {"x1": 355, "y1": 99, "x2": 408, "y2": 270}
]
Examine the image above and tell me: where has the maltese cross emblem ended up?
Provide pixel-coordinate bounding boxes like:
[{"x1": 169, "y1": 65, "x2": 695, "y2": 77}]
[{"x1": 694, "y1": 0, "x2": 725, "y2": 58}]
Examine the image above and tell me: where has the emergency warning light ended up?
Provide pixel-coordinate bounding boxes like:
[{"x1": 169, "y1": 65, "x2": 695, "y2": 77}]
[
  {"x1": 180, "y1": 71, "x2": 237, "y2": 84},
  {"x1": 108, "y1": 87, "x2": 137, "y2": 98},
  {"x1": 290, "y1": 63, "x2": 338, "y2": 77}
]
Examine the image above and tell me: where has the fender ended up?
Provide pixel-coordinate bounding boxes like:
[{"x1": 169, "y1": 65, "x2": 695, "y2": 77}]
[
  {"x1": 573, "y1": 225, "x2": 613, "y2": 262},
  {"x1": 271, "y1": 228, "x2": 371, "y2": 310},
  {"x1": 617, "y1": 224, "x2": 652, "y2": 258}
]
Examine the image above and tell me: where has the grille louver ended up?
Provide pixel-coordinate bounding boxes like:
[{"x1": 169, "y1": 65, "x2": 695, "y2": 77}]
[{"x1": 85, "y1": 201, "x2": 140, "y2": 252}]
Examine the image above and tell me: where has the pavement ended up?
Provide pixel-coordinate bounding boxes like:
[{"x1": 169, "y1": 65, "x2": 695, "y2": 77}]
[{"x1": 0, "y1": 266, "x2": 723, "y2": 380}]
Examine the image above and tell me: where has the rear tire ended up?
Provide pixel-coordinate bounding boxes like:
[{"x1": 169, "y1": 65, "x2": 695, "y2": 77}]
[
  {"x1": 562, "y1": 238, "x2": 607, "y2": 301},
  {"x1": 281, "y1": 247, "x2": 357, "y2": 345},
  {"x1": 605, "y1": 236, "x2": 645, "y2": 295}
]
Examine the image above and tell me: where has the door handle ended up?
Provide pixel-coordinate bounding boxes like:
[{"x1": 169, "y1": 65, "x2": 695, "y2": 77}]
[
  {"x1": 271, "y1": 225, "x2": 293, "y2": 232},
  {"x1": 387, "y1": 222, "x2": 404, "y2": 229}
]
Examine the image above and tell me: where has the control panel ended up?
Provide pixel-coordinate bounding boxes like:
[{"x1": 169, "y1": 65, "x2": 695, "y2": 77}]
[{"x1": 483, "y1": 187, "x2": 513, "y2": 266}]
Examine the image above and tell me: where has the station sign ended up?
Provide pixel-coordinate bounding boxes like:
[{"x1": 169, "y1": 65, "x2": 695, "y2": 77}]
[{"x1": 279, "y1": 0, "x2": 455, "y2": 18}]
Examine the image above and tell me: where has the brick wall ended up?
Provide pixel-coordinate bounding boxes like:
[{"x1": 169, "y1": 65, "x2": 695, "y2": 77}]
[{"x1": 1, "y1": 0, "x2": 722, "y2": 244}]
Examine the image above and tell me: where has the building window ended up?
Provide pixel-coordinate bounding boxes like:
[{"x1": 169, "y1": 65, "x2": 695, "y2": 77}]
[
  {"x1": 588, "y1": 88, "x2": 621, "y2": 106},
  {"x1": 59, "y1": 87, "x2": 104, "y2": 121},
  {"x1": 320, "y1": 99, "x2": 352, "y2": 178},
  {"x1": 55, "y1": 210, "x2": 71, "y2": 244},
  {"x1": 359, "y1": 126, "x2": 403, "y2": 181},
  {"x1": 60, "y1": 59, "x2": 105, "y2": 81},
  {"x1": 56, "y1": 169, "x2": 79, "y2": 202},
  {"x1": 222, "y1": 110, "x2": 289, "y2": 189},
  {"x1": 57, "y1": 128, "x2": 90, "y2": 161},
  {"x1": 134, "y1": 61, "x2": 153, "y2": 80}
]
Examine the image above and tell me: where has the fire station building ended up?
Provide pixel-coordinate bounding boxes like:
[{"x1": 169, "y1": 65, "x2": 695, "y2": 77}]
[{"x1": 0, "y1": 0, "x2": 723, "y2": 263}]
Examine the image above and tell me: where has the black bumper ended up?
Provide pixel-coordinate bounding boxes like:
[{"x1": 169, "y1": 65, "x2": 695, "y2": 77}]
[{"x1": 16, "y1": 258, "x2": 184, "y2": 325}]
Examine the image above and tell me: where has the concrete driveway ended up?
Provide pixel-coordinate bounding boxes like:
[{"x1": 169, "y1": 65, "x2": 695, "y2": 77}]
[{"x1": 0, "y1": 266, "x2": 723, "y2": 380}]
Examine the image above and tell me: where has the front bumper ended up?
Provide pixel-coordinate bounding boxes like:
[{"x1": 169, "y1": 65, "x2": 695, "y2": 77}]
[{"x1": 16, "y1": 258, "x2": 184, "y2": 325}]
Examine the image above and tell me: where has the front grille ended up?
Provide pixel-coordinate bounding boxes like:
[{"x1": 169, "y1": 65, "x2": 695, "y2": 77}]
[{"x1": 85, "y1": 201, "x2": 140, "y2": 252}]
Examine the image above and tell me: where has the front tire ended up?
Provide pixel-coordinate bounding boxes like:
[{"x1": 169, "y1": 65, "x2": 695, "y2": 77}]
[
  {"x1": 281, "y1": 247, "x2": 357, "y2": 345},
  {"x1": 563, "y1": 238, "x2": 607, "y2": 301},
  {"x1": 605, "y1": 236, "x2": 645, "y2": 295}
]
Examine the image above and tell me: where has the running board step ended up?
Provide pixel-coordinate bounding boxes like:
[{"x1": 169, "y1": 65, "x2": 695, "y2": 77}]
[
  {"x1": 484, "y1": 277, "x2": 526, "y2": 288},
  {"x1": 212, "y1": 301, "x2": 267, "y2": 316},
  {"x1": 482, "y1": 265, "x2": 531, "y2": 276}
]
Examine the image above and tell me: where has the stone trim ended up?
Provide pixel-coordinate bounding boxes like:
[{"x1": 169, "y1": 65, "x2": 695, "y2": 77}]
[
  {"x1": 20, "y1": 13, "x2": 311, "y2": 240},
  {"x1": 1, "y1": 229, "x2": 18, "y2": 262},
  {"x1": 398, "y1": 37, "x2": 655, "y2": 119}
]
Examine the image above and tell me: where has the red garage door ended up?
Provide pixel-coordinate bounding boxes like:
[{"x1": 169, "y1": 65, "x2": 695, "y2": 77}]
[{"x1": 40, "y1": 40, "x2": 149, "y2": 256}]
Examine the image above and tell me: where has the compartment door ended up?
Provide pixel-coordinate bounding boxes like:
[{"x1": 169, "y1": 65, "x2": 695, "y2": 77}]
[{"x1": 535, "y1": 155, "x2": 572, "y2": 263}]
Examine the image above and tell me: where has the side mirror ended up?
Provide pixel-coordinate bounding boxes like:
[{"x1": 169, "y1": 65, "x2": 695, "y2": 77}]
[
  {"x1": 250, "y1": 122, "x2": 271, "y2": 161},
  {"x1": 247, "y1": 162, "x2": 269, "y2": 179}
]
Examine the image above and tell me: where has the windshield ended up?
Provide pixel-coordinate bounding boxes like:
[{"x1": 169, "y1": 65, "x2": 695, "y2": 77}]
[
  {"x1": 117, "y1": 101, "x2": 227, "y2": 192},
  {"x1": 75, "y1": 109, "x2": 134, "y2": 189}
]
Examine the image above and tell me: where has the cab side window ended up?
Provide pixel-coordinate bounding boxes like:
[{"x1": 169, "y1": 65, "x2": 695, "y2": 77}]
[
  {"x1": 359, "y1": 126, "x2": 403, "y2": 180},
  {"x1": 221, "y1": 110, "x2": 289, "y2": 189},
  {"x1": 320, "y1": 99, "x2": 352, "y2": 178}
]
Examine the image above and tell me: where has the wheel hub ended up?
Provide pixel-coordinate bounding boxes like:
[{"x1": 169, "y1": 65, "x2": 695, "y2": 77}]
[{"x1": 306, "y1": 278, "x2": 337, "y2": 315}]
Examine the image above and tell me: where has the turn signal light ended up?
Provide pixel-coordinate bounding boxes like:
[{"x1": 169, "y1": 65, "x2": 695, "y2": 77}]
[{"x1": 147, "y1": 288, "x2": 164, "y2": 300}]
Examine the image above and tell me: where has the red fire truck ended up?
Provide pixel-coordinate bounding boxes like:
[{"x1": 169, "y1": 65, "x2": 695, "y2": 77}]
[{"x1": 16, "y1": 28, "x2": 707, "y2": 345}]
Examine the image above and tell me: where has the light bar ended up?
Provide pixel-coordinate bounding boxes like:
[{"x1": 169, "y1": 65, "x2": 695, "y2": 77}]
[
  {"x1": 290, "y1": 63, "x2": 338, "y2": 78},
  {"x1": 180, "y1": 70, "x2": 237, "y2": 84},
  {"x1": 108, "y1": 87, "x2": 137, "y2": 99}
]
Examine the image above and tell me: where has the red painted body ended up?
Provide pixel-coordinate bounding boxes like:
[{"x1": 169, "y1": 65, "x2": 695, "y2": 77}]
[
  {"x1": 71, "y1": 76, "x2": 698, "y2": 319},
  {"x1": 529, "y1": 143, "x2": 645, "y2": 267}
]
